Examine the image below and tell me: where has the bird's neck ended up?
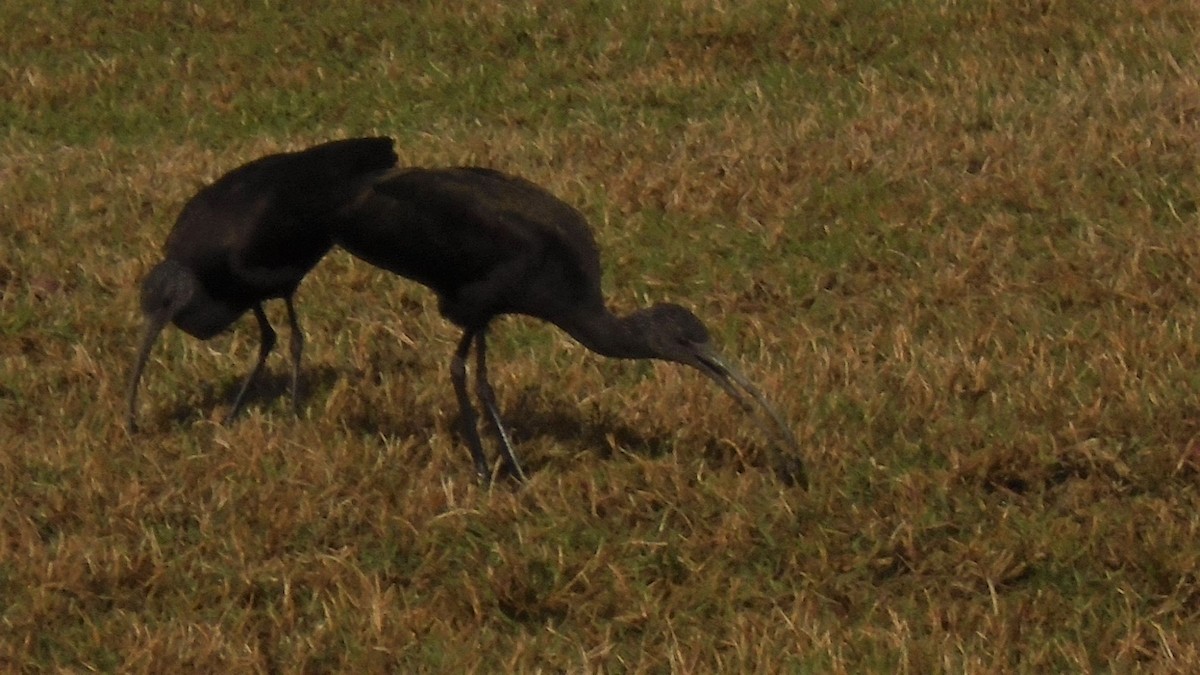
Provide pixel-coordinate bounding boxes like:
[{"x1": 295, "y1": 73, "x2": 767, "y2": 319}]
[{"x1": 559, "y1": 306, "x2": 657, "y2": 360}]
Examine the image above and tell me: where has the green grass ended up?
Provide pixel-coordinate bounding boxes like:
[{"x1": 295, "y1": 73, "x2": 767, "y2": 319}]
[{"x1": 5, "y1": 0, "x2": 1200, "y2": 671}]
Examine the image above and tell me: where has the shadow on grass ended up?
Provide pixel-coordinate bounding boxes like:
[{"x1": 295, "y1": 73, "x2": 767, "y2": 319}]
[
  {"x1": 503, "y1": 390, "x2": 678, "y2": 459},
  {"x1": 150, "y1": 369, "x2": 777, "y2": 479},
  {"x1": 156, "y1": 364, "x2": 345, "y2": 428},
  {"x1": 341, "y1": 386, "x2": 674, "y2": 460},
  {"x1": 481, "y1": 388, "x2": 783, "y2": 478}
]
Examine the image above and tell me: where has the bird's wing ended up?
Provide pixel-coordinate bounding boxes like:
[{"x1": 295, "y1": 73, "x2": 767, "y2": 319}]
[{"x1": 373, "y1": 167, "x2": 603, "y2": 278}]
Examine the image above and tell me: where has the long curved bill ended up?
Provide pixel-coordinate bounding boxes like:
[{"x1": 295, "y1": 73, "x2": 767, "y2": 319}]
[
  {"x1": 126, "y1": 314, "x2": 169, "y2": 433},
  {"x1": 694, "y1": 345, "x2": 807, "y2": 487}
]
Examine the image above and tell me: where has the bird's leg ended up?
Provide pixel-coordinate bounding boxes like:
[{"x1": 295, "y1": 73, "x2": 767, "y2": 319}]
[
  {"x1": 284, "y1": 296, "x2": 304, "y2": 416},
  {"x1": 226, "y1": 304, "x2": 276, "y2": 423},
  {"x1": 473, "y1": 330, "x2": 527, "y2": 482},
  {"x1": 451, "y1": 329, "x2": 491, "y2": 481}
]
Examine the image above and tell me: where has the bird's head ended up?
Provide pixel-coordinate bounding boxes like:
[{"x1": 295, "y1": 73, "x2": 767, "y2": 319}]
[
  {"x1": 635, "y1": 303, "x2": 750, "y2": 399},
  {"x1": 128, "y1": 259, "x2": 243, "y2": 432},
  {"x1": 633, "y1": 303, "x2": 714, "y2": 365},
  {"x1": 633, "y1": 302, "x2": 808, "y2": 487},
  {"x1": 139, "y1": 259, "x2": 240, "y2": 339},
  {"x1": 139, "y1": 259, "x2": 196, "y2": 318}
]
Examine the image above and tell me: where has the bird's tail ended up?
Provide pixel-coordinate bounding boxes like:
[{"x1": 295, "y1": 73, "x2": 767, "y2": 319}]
[
  {"x1": 297, "y1": 137, "x2": 400, "y2": 218},
  {"x1": 307, "y1": 136, "x2": 399, "y2": 178}
]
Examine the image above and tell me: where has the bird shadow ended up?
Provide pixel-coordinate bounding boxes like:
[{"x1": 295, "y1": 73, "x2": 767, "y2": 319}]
[
  {"x1": 329, "y1": 382, "x2": 679, "y2": 471},
  {"x1": 503, "y1": 388, "x2": 797, "y2": 479},
  {"x1": 502, "y1": 389, "x2": 677, "y2": 461},
  {"x1": 158, "y1": 364, "x2": 345, "y2": 427},
  {"x1": 327, "y1": 371, "x2": 796, "y2": 478},
  {"x1": 151, "y1": 369, "x2": 787, "y2": 481}
]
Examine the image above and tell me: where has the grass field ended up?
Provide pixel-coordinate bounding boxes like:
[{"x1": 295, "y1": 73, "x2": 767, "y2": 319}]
[{"x1": 4, "y1": 0, "x2": 1200, "y2": 671}]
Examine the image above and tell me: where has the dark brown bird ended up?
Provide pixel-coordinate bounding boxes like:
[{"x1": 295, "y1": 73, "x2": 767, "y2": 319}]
[
  {"x1": 335, "y1": 167, "x2": 805, "y2": 485},
  {"x1": 127, "y1": 137, "x2": 398, "y2": 431}
]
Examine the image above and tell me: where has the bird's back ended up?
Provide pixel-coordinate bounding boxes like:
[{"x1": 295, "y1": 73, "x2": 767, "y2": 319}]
[
  {"x1": 164, "y1": 137, "x2": 397, "y2": 303},
  {"x1": 338, "y1": 166, "x2": 605, "y2": 326}
]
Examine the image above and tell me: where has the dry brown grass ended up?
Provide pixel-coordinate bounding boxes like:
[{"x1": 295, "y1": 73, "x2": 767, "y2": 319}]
[{"x1": 4, "y1": 0, "x2": 1200, "y2": 671}]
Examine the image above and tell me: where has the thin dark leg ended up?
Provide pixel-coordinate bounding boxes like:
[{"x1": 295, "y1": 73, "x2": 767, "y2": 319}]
[
  {"x1": 284, "y1": 296, "x2": 304, "y2": 416},
  {"x1": 226, "y1": 303, "x2": 276, "y2": 423},
  {"x1": 474, "y1": 330, "x2": 527, "y2": 482},
  {"x1": 127, "y1": 313, "x2": 170, "y2": 432},
  {"x1": 451, "y1": 329, "x2": 490, "y2": 480}
]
